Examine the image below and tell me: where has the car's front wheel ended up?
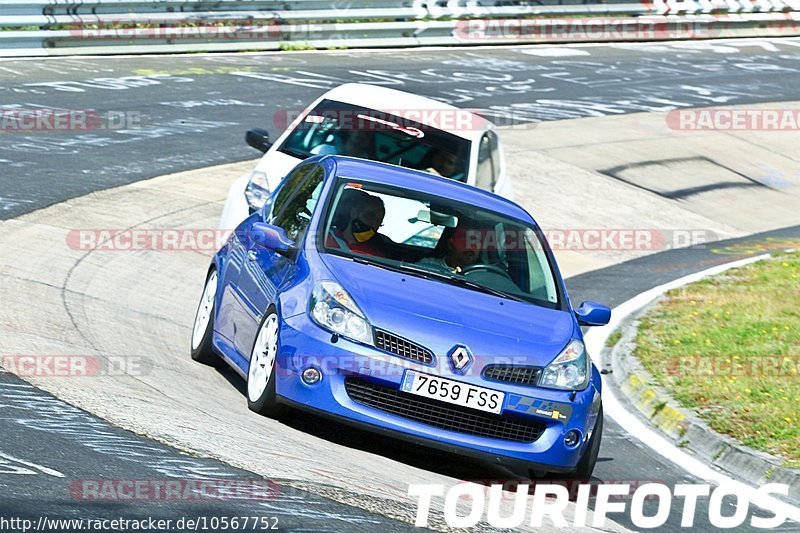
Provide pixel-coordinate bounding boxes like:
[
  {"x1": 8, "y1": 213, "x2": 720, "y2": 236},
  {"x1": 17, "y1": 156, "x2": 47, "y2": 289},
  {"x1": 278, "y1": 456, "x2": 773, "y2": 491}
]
[
  {"x1": 247, "y1": 308, "x2": 288, "y2": 420},
  {"x1": 190, "y1": 269, "x2": 221, "y2": 366}
]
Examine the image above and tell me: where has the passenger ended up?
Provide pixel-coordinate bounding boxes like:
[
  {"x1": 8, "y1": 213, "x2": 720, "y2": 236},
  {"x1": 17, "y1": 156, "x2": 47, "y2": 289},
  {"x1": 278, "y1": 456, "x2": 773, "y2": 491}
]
[
  {"x1": 327, "y1": 189, "x2": 386, "y2": 256},
  {"x1": 424, "y1": 149, "x2": 459, "y2": 178},
  {"x1": 340, "y1": 129, "x2": 375, "y2": 159},
  {"x1": 416, "y1": 226, "x2": 481, "y2": 274},
  {"x1": 310, "y1": 127, "x2": 375, "y2": 158}
]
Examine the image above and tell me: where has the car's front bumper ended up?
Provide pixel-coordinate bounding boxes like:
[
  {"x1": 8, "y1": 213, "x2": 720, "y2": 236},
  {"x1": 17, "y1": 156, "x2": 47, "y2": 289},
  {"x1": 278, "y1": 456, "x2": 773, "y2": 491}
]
[{"x1": 276, "y1": 312, "x2": 601, "y2": 472}]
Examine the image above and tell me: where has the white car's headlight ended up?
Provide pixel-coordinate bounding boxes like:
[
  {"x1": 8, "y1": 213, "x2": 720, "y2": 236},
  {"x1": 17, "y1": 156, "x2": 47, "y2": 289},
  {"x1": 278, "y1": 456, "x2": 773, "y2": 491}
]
[
  {"x1": 538, "y1": 339, "x2": 590, "y2": 391},
  {"x1": 310, "y1": 281, "x2": 372, "y2": 345},
  {"x1": 244, "y1": 170, "x2": 270, "y2": 211}
]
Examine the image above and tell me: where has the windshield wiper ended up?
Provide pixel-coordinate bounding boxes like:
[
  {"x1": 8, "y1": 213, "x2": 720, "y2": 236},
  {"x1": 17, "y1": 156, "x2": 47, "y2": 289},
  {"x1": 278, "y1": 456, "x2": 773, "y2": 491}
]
[
  {"x1": 351, "y1": 256, "x2": 409, "y2": 276},
  {"x1": 350, "y1": 257, "x2": 523, "y2": 302},
  {"x1": 453, "y1": 276, "x2": 524, "y2": 302},
  {"x1": 281, "y1": 147, "x2": 310, "y2": 159},
  {"x1": 397, "y1": 263, "x2": 523, "y2": 302}
]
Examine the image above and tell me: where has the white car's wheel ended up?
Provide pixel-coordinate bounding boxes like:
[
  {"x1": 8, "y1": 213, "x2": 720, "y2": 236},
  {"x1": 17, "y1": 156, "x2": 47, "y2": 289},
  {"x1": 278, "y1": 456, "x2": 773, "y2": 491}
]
[
  {"x1": 190, "y1": 270, "x2": 221, "y2": 366},
  {"x1": 247, "y1": 308, "x2": 288, "y2": 419}
]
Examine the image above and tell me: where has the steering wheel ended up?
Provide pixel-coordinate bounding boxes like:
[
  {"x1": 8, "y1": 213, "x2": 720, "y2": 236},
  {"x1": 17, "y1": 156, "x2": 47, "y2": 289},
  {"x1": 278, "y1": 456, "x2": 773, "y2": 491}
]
[{"x1": 459, "y1": 263, "x2": 512, "y2": 279}]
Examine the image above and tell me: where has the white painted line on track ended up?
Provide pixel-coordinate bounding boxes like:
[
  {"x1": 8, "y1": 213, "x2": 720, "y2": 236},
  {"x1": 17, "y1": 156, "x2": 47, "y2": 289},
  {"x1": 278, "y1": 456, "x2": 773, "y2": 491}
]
[
  {"x1": 0, "y1": 382, "x2": 35, "y2": 388},
  {"x1": 0, "y1": 452, "x2": 65, "y2": 477},
  {"x1": 584, "y1": 254, "x2": 800, "y2": 523},
  {"x1": 519, "y1": 48, "x2": 591, "y2": 57}
]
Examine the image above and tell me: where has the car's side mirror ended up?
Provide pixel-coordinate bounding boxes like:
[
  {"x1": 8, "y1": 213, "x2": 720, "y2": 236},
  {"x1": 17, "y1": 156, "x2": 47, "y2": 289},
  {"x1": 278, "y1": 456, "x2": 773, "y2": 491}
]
[
  {"x1": 251, "y1": 222, "x2": 295, "y2": 257},
  {"x1": 258, "y1": 198, "x2": 272, "y2": 221},
  {"x1": 245, "y1": 128, "x2": 272, "y2": 153},
  {"x1": 575, "y1": 301, "x2": 611, "y2": 327}
]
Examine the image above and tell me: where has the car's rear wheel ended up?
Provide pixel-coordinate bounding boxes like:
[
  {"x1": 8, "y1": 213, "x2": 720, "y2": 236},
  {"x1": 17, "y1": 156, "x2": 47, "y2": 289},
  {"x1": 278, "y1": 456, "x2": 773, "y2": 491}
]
[
  {"x1": 190, "y1": 269, "x2": 221, "y2": 366},
  {"x1": 247, "y1": 308, "x2": 288, "y2": 420}
]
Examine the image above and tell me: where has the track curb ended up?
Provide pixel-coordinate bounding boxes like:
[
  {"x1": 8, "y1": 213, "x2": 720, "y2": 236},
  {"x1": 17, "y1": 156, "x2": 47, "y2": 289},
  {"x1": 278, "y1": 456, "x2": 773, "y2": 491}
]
[{"x1": 601, "y1": 255, "x2": 800, "y2": 506}]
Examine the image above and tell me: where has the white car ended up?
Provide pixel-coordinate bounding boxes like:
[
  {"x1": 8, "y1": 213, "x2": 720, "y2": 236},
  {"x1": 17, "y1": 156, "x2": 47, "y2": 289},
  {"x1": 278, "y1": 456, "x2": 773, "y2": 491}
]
[{"x1": 219, "y1": 83, "x2": 512, "y2": 229}]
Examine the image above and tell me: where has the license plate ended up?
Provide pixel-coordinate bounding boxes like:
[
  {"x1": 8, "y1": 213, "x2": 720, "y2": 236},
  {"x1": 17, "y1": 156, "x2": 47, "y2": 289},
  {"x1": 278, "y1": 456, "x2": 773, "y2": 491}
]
[{"x1": 401, "y1": 371, "x2": 505, "y2": 414}]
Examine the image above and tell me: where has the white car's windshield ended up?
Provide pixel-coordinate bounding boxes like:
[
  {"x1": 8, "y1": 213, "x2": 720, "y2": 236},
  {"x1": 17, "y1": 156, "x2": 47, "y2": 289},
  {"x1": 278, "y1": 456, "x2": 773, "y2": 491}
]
[
  {"x1": 279, "y1": 99, "x2": 471, "y2": 182},
  {"x1": 320, "y1": 179, "x2": 562, "y2": 310}
]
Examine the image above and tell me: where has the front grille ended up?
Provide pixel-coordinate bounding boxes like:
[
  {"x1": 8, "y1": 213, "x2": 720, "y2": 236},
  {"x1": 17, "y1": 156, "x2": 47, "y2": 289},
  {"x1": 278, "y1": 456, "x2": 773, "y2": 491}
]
[
  {"x1": 344, "y1": 377, "x2": 546, "y2": 443},
  {"x1": 482, "y1": 365, "x2": 542, "y2": 387},
  {"x1": 374, "y1": 329, "x2": 434, "y2": 365}
]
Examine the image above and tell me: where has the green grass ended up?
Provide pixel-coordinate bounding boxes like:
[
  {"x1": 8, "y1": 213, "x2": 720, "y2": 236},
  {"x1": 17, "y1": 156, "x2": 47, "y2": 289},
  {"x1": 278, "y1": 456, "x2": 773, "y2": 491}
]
[
  {"x1": 279, "y1": 41, "x2": 316, "y2": 51},
  {"x1": 634, "y1": 251, "x2": 800, "y2": 462},
  {"x1": 605, "y1": 330, "x2": 623, "y2": 348}
]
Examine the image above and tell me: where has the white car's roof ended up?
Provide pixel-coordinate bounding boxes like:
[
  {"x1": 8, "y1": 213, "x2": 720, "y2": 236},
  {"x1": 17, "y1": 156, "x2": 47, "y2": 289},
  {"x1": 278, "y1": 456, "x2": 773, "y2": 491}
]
[{"x1": 320, "y1": 83, "x2": 490, "y2": 142}]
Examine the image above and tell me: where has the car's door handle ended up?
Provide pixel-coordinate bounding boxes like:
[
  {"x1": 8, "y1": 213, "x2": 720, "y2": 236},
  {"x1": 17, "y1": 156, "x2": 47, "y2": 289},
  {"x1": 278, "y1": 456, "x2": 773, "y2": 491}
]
[{"x1": 247, "y1": 250, "x2": 257, "y2": 261}]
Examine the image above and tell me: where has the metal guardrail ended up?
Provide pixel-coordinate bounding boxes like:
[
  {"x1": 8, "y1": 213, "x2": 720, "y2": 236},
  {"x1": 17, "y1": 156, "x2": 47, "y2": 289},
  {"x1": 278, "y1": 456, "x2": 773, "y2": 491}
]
[{"x1": 1, "y1": 1, "x2": 799, "y2": 56}]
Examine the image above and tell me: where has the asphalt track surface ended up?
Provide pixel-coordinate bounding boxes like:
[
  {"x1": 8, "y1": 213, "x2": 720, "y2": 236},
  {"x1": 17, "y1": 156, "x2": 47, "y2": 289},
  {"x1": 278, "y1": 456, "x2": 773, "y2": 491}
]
[
  {"x1": 0, "y1": 375, "x2": 415, "y2": 531},
  {"x1": 2, "y1": 38, "x2": 800, "y2": 219},
  {"x1": 2, "y1": 40, "x2": 800, "y2": 531}
]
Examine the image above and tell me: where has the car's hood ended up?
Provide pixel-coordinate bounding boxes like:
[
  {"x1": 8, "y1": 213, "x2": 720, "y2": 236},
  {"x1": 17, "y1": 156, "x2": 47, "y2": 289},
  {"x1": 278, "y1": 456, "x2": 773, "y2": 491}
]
[{"x1": 320, "y1": 254, "x2": 574, "y2": 367}]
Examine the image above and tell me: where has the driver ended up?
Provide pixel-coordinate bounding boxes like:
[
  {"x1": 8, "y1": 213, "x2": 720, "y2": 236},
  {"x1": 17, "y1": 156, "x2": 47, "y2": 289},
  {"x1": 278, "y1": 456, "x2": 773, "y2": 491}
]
[
  {"x1": 326, "y1": 189, "x2": 386, "y2": 256},
  {"x1": 416, "y1": 226, "x2": 481, "y2": 274}
]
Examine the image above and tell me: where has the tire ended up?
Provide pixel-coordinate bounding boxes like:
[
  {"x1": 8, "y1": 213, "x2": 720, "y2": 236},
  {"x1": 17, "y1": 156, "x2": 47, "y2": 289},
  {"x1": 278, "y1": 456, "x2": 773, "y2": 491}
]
[
  {"x1": 246, "y1": 307, "x2": 289, "y2": 420},
  {"x1": 573, "y1": 404, "x2": 603, "y2": 480},
  {"x1": 190, "y1": 269, "x2": 222, "y2": 366}
]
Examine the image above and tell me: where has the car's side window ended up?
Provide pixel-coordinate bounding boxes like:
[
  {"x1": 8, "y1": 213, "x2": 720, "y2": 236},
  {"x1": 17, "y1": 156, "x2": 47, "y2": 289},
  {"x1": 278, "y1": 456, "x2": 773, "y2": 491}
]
[
  {"x1": 271, "y1": 165, "x2": 325, "y2": 242},
  {"x1": 268, "y1": 164, "x2": 315, "y2": 222},
  {"x1": 523, "y1": 230, "x2": 558, "y2": 304},
  {"x1": 475, "y1": 131, "x2": 500, "y2": 191}
]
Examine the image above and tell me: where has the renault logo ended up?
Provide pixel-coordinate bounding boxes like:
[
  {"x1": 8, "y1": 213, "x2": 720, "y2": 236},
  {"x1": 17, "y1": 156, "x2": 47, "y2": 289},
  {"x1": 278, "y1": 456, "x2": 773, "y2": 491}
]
[{"x1": 448, "y1": 345, "x2": 473, "y2": 374}]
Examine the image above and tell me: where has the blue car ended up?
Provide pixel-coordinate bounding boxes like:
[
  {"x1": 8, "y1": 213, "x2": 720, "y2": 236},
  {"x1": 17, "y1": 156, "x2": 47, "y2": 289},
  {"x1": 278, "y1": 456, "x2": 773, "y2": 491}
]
[{"x1": 191, "y1": 155, "x2": 611, "y2": 477}]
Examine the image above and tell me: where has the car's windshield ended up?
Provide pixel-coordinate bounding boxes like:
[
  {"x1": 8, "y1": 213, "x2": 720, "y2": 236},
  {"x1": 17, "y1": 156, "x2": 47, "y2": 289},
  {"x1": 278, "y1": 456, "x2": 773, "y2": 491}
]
[
  {"x1": 319, "y1": 179, "x2": 561, "y2": 309},
  {"x1": 279, "y1": 99, "x2": 471, "y2": 182}
]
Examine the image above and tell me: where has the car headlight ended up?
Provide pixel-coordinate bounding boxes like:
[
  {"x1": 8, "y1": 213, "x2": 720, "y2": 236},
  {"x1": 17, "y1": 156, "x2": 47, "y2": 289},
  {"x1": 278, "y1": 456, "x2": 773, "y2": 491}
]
[
  {"x1": 310, "y1": 281, "x2": 372, "y2": 345},
  {"x1": 244, "y1": 170, "x2": 270, "y2": 211},
  {"x1": 538, "y1": 339, "x2": 590, "y2": 391}
]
